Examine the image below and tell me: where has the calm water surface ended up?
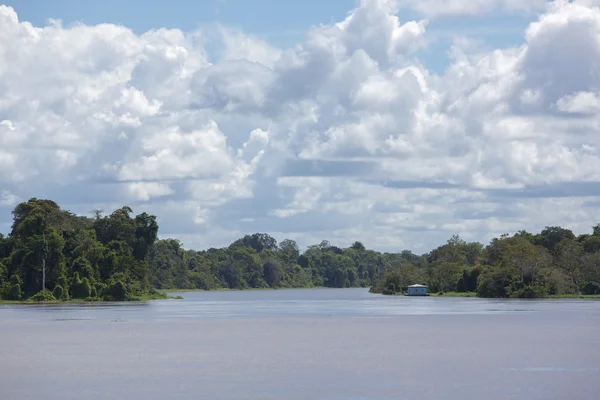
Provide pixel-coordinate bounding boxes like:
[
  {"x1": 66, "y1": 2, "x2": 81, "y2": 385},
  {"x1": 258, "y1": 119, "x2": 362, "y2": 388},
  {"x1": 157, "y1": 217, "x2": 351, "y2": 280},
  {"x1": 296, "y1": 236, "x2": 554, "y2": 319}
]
[{"x1": 1, "y1": 288, "x2": 599, "y2": 399}]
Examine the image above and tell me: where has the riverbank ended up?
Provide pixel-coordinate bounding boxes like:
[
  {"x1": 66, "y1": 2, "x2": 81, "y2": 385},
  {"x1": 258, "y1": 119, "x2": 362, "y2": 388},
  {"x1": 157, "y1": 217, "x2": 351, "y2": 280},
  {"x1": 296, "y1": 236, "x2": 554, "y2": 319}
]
[
  {"x1": 377, "y1": 291, "x2": 600, "y2": 299},
  {"x1": 0, "y1": 291, "x2": 181, "y2": 305}
]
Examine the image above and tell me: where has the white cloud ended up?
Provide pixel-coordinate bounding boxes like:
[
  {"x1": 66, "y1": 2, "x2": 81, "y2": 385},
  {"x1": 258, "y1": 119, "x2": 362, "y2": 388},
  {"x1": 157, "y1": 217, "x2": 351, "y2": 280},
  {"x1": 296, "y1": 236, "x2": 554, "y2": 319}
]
[
  {"x1": 556, "y1": 91, "x2": 600, "y2": 113},
  {"x1": 117, "y1": 121, "x2": 234, "y2": 181},
  {"x1": 2, "y1": 1, "x2": 600, "y2": 252},
  {"x1": 0, "y1": 190, "x2": 19, "y2": 207},
  {"x1": 126, "y1": 182, "x2": 174, "y2": 201}
]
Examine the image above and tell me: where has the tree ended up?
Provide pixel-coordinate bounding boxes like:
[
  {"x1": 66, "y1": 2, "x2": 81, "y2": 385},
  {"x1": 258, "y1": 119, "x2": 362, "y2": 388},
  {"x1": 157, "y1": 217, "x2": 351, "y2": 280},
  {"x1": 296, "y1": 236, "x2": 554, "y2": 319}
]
[
  {"x1": 133, "y1": 212, "x2": 158, "y2": 260},
  {"x1": 501, "y1": 241, "x2": 551, "y2": 286},
  {"x1": 350, "y1": 241, "x2": 366, "y2": 251},
  {"x1": 263, "y1": 259, "x2": 284, "y2": 287},
  {"x1": 534, "y1": 226, "x2": 575, "y2": 256},
  {"x1": 555, "y1": 239, "x2": 583, "y2": 289},
  {"x1": 231, "y1": 233, "x2": 277, "y2": 253},
  {"x1": 278, "y1": 239, "x2": 300, "y2": 264}
]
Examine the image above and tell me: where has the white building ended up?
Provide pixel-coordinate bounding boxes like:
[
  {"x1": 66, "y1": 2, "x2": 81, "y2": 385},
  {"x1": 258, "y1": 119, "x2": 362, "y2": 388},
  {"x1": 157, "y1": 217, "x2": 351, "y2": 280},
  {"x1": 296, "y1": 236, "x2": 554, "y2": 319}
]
[{"x1": 407, "y1": 284, "x2": 427, "y2": 296}]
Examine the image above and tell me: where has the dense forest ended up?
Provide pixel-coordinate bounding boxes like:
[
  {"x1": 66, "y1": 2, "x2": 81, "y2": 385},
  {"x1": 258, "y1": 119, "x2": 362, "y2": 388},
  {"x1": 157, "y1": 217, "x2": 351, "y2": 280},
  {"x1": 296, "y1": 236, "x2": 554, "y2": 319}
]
[
  {"x1": 1, "y1": 198, "x2": 599, "y2": 301},
  {"x1": 370, "y1": 230, "x2": 600, "y2": 298}
]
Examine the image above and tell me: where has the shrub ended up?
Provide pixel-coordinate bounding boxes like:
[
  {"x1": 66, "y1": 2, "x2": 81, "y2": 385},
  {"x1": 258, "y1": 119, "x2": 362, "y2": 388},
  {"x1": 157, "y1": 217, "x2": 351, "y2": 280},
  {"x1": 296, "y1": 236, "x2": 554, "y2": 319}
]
[
  {"x1": 71, "y1": 271, "x2": 81, "y2": 289},
  {"x1": 581, "y1": 281, "x2": 600, "y2": 295},
  {"x1": 71, "y1": 275, "x2": 91, "y2": 299},
  {"x1": 80, "y1": 278, "x2": 91, "y2": 298},
  {"x1": 102, "y1": 280, "x2": 129, "y2": 301},
  {"x1": 30, "y1": 289, "x2": 56, "y2": 302},
  {"x1": 6, "y1": 283, "x2": 22, "y2": 301},
  {"x1": 56, "y1": 276, "x2": 69, "y2": 296},
  {"x1": 52, "y1": 285, "x2": 64, "y2": 300},
  {"x1": 0, "y1": 282, "x2": 20, "y2": 300}
]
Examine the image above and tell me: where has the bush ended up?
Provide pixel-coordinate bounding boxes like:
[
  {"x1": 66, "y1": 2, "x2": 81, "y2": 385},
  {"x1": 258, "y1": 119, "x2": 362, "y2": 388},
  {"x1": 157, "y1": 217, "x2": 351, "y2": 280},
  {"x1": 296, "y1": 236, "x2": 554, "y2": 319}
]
[
  {"x1": 71, "y1": 275, "x2": 91, "y2": 299},
  {"x1": 6, "y1": 283, "x2": 22, "y2": 300},
  {"x1": 30, "y1": 289, "x2": 56, "y2": 302},
  {"x1": 52, "y1": 285, "x2": 64, "y2": 300},
  {"x1": 56, "y1": 276, "x2": 69, "y2": 296},
  {"x1": 581, "y1": 281, "x2": 600, "y2": 295},
  {"x1": 0, "y1": 281, "x2": 21, "y2": 300},
  {"x1": 381, "y1": 288, "x2": 395, "y2": 295},
  {"x1": 102, "y1": 280, "x2": 129, "y2": 301},
  {"x1": 80, "y1": 278, "x2": 91, "y2": 298}
]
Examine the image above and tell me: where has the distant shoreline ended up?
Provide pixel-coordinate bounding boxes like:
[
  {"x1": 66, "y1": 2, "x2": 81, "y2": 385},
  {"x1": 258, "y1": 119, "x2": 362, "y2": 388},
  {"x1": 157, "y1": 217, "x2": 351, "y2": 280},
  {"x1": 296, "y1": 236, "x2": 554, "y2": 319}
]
[{"x1": 376, "y1": 291, "x2": 600, "y2": 299}]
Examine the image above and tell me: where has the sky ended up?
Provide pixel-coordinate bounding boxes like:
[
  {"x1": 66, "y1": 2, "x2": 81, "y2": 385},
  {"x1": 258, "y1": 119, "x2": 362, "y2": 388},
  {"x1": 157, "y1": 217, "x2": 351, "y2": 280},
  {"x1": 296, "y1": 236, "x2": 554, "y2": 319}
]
[{"x1": 1, "y1": 0, "x2": 600, "y2": 253}]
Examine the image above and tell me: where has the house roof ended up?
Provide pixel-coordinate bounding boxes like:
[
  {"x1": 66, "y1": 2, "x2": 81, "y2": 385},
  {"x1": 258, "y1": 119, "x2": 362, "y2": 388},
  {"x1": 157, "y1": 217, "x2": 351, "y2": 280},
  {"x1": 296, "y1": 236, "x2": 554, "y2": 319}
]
[{"x1": 408, "y1": 284, "x2": 427, "y2": 288}]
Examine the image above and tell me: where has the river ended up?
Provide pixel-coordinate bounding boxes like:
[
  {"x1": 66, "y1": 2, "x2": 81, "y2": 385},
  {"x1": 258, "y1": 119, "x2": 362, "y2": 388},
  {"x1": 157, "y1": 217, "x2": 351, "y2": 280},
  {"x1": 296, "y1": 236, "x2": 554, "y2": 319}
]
[{"x1": 1, "y1": 288, "x2": 599, "y2": 399}]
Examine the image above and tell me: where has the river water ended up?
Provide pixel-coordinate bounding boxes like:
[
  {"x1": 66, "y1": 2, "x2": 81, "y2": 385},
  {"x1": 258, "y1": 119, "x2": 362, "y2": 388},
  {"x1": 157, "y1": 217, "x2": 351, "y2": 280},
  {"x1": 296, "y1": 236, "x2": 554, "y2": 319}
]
[{"x1": 1, "y1": 288, "x2": 599, "y2": 399}]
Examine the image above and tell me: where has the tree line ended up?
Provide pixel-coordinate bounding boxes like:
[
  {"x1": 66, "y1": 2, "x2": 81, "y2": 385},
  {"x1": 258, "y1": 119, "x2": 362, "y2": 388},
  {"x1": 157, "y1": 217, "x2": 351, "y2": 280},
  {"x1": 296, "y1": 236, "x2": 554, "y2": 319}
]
[
  {"x1": 1, "y1": 198, "x2": 599, "y2": 301},
  {"x1": 370, "y1": 229, "x2": 600, "y2": 298}
]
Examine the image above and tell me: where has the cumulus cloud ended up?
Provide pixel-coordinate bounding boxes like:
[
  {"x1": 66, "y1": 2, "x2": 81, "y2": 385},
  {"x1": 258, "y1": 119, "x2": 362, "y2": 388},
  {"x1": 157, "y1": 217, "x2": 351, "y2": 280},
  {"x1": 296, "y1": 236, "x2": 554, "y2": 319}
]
[{"x1": 1, "y1": 1, "x2": 600, "y2": 252}]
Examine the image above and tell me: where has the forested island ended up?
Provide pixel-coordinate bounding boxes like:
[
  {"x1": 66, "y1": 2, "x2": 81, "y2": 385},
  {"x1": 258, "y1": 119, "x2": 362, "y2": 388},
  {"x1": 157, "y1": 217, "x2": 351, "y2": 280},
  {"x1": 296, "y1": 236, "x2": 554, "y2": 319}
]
[{"x1": 1, "y1": 198, "x2": 599, "y2": 302}]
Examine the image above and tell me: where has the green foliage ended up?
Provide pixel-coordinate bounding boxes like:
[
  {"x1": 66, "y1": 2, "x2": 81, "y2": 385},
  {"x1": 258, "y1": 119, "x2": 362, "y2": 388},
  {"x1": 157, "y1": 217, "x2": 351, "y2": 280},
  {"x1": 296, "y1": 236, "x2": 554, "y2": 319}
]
[
  {"x1": 476, "y1": 266, "x2": 518, "y2": 298},
  {"x1": 30, "y1": 289, "x2": 56, "y2": 302},
  {"x1": 56, "y1": 275, "x2": 69, "y2": 290},
  {"x1": 102, "y1": 280, "x2": 129, "y2": 301},
  {"x1": 0, "y1": 199, "x2": 161, "y2": 301},
  {"x1": 263, "y1": 260, "x2": 284, "y2": 287},
  {"x1": 581, "y1": 281, "x2": 600, "y2": 295},
  {"x1": 71, "y1": 274, "x2": 91, "y2": 299},
  {"x1": 456, "y1": 268, "x2": 479, "y2": 292},
  {"x1": 3, "y1": 198, "x2": 600, "y2": 300},
  {"x1": 72, "y1": 257, "x2": 95, "y2": 281},
  {"x1": 1, "y1": 282, "x2": 22, "y2": 300},
  {"x1": 0, "y1": 260, "x2": 7, "y2": 286},
  {"x1": 52, "y1": 285, "x2": 64, "y2": 300}
]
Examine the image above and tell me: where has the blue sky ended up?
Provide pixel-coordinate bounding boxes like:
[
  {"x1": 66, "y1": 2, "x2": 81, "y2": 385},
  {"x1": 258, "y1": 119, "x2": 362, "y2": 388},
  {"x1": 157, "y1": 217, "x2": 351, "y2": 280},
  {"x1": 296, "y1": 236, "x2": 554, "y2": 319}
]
[{"x1": 5, "y1": 0, "x2": 534, "y2": 74}]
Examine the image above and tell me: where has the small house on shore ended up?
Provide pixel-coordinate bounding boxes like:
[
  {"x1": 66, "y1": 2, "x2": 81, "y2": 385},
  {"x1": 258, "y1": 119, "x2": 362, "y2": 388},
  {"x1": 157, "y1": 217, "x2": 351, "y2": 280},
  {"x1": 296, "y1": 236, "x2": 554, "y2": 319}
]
[{"x1": 407, "y1": 284, "x2": 427, "y2": 296}]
